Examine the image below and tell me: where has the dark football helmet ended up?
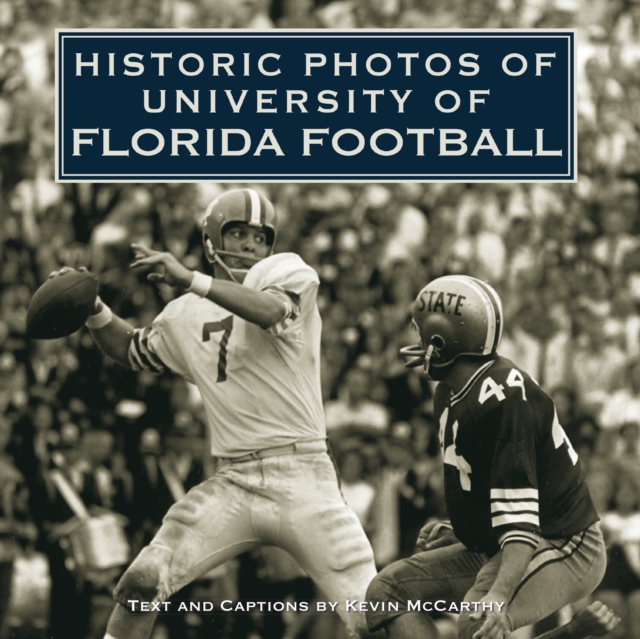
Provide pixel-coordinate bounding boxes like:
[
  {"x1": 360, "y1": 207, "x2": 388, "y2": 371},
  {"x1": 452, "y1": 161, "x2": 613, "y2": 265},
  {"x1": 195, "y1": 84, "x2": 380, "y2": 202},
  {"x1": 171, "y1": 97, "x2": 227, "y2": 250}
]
[
  {"x1": 400, "y1": 275, "x2": 503, "y2": 380},
  {"x1": 202, "y1": 188, "x2": 277, "y2": 281}
]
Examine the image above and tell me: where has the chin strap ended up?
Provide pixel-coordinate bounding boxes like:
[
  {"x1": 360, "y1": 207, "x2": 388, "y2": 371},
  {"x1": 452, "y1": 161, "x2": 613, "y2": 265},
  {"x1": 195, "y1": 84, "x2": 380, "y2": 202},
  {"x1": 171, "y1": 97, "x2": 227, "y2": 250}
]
[
  {"x1": 206, "y1": 238, "x2": 263, "y2": 284},
  {"x1": 211, "y1": 252, "x2": 245, "y2": 284}
]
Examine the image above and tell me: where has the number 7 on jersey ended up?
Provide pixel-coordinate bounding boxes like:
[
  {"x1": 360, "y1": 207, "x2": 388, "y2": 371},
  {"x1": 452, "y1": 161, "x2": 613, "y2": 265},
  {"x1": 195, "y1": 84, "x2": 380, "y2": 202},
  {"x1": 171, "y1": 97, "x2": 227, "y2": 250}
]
[{"x1": 202, "y1": 316, "x2": 234, "y2": 382}]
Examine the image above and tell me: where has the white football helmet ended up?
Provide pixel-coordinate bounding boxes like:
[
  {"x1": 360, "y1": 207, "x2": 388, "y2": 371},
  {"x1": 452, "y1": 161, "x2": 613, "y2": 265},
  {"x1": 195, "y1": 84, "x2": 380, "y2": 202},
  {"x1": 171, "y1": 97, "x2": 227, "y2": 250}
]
[
  {"x1": 401, "y1": 275, "x2": 504, "y2": 380},
  {"x1": 202, "y1": 188, "x2": 277, "y2": 282}
]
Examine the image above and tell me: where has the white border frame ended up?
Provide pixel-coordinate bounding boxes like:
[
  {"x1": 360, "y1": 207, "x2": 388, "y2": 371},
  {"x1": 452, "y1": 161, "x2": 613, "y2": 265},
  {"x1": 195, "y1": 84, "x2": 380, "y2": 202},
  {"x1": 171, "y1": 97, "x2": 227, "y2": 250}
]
[{"x1": 55, "y1": 28, "x2": 577, "y2": 183}]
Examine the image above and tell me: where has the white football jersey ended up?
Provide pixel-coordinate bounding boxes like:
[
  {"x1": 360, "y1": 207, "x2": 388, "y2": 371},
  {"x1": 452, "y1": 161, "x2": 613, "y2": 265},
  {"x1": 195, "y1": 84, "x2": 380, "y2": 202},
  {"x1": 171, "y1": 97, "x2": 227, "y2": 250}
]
[{"x1": 129, "y1": 253, "x2": 326, "y2": 456}]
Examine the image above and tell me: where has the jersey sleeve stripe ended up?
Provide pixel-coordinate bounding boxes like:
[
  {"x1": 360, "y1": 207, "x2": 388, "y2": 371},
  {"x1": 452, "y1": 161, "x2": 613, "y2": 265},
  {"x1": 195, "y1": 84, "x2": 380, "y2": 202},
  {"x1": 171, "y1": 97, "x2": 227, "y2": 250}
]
[
  {"x1": 491, "y1": 497, "x2": 540, "y2": 503},
  {"x1": 269, "y1": 316, "x2": 295, "y2": 336},
  {"x1": 133, "y1": 330, "x2": 161, "y2": 372},
  {"x1": 500, "y1": 535, "x2": 539, "y2": 550},
  {"x1": 128, "y1": 332, "x2": 147, "y2": 371},
  {"x1": 263, "y1": 287, "x2": 294, "y2": 311},
  {"x1": 498, "y1": 530, "x2": 540, "y2": 546},
  {"x1": 263, "y1": 286, "x2": 302, "y2": 336},
  {"x1": 128, "y1": 346, "x2": 144, "y2": 371},
  {"x1": 491, "y1": 488, "x2": 539, "y2": 500},
  {"x1": 491, "y1": 501, "x2": 539, "y2": 513},
  {"x1": 140, "y1": 327, "x2": 166, "y2": 370},
  {"x1": 492, "y1": 509, "x2": 539, "y2": 518},
  {"x1": 133, "y1": 331, "x2": 163, "y2": 373},
  {"x1": 492, "y1": 512, "x2": 540, "y2": 527},
  {"x1": 129, "y1": 329, "x2": 165, "y2": 374}
]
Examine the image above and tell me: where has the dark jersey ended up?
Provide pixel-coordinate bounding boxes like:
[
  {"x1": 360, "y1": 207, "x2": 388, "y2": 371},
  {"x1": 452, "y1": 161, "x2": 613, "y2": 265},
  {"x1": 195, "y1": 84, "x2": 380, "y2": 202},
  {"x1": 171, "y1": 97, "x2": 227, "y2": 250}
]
[{"x1": 434, "y1": 356, "x2": 598, "y2": 557}]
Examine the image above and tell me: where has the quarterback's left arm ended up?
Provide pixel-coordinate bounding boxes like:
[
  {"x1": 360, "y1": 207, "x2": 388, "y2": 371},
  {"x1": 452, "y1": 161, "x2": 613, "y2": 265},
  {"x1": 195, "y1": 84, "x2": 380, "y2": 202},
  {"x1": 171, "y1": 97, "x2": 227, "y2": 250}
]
[
  {"x1": 130, "y1": 244, "x2": 287, "y2": 329},
  {"x1": 86, "y1": 298, "x2": 136, "y2": 368}
]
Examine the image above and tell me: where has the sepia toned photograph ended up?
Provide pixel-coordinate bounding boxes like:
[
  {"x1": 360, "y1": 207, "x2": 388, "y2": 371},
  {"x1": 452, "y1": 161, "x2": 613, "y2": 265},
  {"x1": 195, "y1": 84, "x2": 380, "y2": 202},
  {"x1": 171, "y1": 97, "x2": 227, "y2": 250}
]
[{"x1": 1, "y1": 2, "x2": 639, "y2": 639}]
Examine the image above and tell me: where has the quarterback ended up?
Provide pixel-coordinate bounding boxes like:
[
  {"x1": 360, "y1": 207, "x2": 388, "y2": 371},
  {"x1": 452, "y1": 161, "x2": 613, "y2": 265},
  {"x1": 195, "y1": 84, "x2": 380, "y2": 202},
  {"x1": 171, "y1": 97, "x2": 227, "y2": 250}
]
[
  {"x1": 366, "y1": 275, "x2": 606, "y2": 639},
  {"x1": 52, "y1": 189, "x2": 377, "y2": 639}
]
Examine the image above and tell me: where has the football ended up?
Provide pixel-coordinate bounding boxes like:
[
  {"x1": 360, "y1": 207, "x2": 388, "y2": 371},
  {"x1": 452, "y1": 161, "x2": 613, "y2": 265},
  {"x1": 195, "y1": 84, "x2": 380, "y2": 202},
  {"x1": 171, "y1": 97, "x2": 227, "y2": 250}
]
[{"x1": 26, "y1": 270, "x2": 99, "y2": 339}]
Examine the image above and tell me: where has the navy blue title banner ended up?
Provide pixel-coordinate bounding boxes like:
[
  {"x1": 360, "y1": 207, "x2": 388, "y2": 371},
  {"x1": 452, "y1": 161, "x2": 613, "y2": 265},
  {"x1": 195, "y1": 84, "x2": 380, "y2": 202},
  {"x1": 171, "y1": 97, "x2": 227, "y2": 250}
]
[{"x1": 56, "y1": 30, "x2": 575, "y2": 182}]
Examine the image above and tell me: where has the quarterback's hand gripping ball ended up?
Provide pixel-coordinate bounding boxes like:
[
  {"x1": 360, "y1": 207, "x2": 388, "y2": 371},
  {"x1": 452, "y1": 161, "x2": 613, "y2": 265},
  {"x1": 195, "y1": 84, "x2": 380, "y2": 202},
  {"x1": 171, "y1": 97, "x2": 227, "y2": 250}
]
[{"x1": 26, "y1": 267, "x2": 98, "y2": 339}]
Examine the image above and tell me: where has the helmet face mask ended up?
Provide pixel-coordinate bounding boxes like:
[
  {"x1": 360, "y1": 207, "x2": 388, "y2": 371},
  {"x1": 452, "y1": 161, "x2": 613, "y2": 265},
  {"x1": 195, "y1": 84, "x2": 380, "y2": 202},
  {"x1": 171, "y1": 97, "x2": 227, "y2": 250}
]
[
  {"x1": 400, "y1": 275, "x2": 504, "y2": 381},
  {"x1": 202, "y1": 188, "x2": 277, "y2": 282}
]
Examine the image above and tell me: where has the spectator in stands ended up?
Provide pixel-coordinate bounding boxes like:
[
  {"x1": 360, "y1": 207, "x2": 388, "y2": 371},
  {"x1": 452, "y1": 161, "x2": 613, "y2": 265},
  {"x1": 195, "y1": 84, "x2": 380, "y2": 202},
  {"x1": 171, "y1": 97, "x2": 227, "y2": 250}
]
[
  {"x1": 277, "y1": 0, "x2": 322, "y2": 27},
  {"x1": 570, "y1": 307, "x2": 628, "y2": 415},
  {"x1": 614, "y1": 422, "x2": 640, "y2": 489},
  {"x1": 324, "y1": 365, "x2": 390, "y2": 437},
  {"x1": 370, "y1": 423, "x2": 415, "y2": 568},
  {"x1": 600, "y1": 358, "x2": 640, "y2": 430},
  {"x1": 0, "y1": 415, "x2": 36, "y2": 636},
  {"x1": 500, "y1": 291, "x2": 573, "y2": 391},
  {"x1": 397, "y1": 427, "x2": 446, "y2": 557},
  {"x1": 448, "y1": 211, "x2": 506, "y2": 283},
  {"x1": 595, "y1": 472, "x2": 640, "y2": 639},
  {"x1": 339, "y1": 448, "x2": 376, "y2": 534},
  {"x1": 0, "y1": 44, "x2": 30, "y2": 196}
]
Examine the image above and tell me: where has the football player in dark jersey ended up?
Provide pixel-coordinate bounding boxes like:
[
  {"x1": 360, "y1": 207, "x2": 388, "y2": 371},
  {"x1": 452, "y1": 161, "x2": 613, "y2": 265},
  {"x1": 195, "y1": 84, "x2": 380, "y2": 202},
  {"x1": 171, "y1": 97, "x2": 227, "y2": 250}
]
[{"x1": 365, "y1": 276, "x2": 606, "y2": 639}]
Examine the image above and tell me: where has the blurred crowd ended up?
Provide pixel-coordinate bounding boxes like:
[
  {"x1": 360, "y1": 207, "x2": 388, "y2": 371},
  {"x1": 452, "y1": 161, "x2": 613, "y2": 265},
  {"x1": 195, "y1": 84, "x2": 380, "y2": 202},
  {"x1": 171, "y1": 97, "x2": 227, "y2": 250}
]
[{"x1": 2, "y1": 0, "x2": 640, "y2": 638}]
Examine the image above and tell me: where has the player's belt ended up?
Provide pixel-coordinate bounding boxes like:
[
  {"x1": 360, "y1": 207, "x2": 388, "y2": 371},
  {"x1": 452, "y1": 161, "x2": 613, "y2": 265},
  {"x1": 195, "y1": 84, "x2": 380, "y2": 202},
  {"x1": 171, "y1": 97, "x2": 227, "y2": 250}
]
[{"x1": 219, "y1": 439, "x2": 327, "y2": 463}]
